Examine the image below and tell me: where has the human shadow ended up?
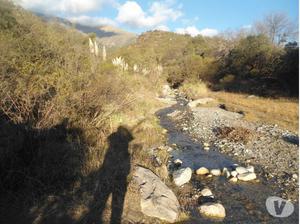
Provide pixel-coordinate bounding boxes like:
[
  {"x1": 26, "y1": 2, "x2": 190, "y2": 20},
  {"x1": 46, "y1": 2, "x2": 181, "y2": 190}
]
[{"x1": 80, "y1": 126, "x2": 133, "y2": 224}]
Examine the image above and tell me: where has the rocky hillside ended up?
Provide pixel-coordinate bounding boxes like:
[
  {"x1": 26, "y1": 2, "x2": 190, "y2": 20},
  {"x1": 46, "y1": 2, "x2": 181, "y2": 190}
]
[{"x1": 36, "y1": 12, "x2": 137, "y2": 48}]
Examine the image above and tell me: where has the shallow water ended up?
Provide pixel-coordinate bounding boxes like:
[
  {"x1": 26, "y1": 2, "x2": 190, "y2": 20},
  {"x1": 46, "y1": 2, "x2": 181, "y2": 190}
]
[{"x1": 156, "y1": 97, "x2": 299, "y2": 223}]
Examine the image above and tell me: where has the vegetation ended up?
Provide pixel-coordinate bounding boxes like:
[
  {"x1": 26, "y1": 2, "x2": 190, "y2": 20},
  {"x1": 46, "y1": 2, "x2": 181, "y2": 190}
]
[
  {"x1": 0, "y1": 0, "x2": 298, "y2": 223},
  {"x1": 0, "y1": 2, "x2": 168, "y2": 222}
]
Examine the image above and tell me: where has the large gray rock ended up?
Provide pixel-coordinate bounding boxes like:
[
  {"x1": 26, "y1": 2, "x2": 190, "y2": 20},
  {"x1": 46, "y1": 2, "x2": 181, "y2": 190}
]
[
  {"x1": 134, "y1": 166, "x2": 180, "y2": 223},
  {"x1": 198, "y1": 203, "x2": 226, "y2": 219},
  {"x1": 173, "y1": 167, "x2": 192, "y2": 186}
]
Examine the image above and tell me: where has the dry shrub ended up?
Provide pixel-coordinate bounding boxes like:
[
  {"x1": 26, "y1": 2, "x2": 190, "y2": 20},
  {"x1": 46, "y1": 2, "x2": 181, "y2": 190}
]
[
  {"x1": 214, "y1": 126, "x2": 254, "y2": 143},
  {"x1": 179, "y1": 81, "x2": 208, "y2": 100}
]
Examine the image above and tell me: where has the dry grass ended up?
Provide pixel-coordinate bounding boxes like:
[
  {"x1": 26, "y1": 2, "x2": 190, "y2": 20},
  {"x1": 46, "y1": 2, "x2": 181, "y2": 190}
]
[
  {"x1": 179, "y1": 81, "x2": 208, "y2": 100},
  {"x1": 179, "y1": 82, "x2": 298, "y2": 133},
  {"x1": 209, "y1": 91, "x2": 299, "y2": 133}
]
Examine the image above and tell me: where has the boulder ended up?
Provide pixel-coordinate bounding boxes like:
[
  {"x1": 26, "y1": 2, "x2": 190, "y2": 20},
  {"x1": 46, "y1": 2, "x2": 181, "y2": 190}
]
[
  {"x1": 188, "y1": 98, "x2": 215, "y2": 108},
  {"x1": 134, "y1": 166, "x2": 180, "y2": 223},
  {"x1": 198, "y1": 203, "x2": 226, "y2": 219},
  {"x1": 173, "y1": 167, "x2": 192, "y2": 186},
  {"x1": 196, "y1": 167, "x2": 209, "y2": 175},
  {"x1": 237, "y1": 172, "x2": 256, "y2": 181}
]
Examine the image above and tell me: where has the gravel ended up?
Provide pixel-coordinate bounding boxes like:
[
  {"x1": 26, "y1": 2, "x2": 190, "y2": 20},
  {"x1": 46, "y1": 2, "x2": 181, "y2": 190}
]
[{"x1": 175, "y1": 102, "x2": 299, "y2": 201}]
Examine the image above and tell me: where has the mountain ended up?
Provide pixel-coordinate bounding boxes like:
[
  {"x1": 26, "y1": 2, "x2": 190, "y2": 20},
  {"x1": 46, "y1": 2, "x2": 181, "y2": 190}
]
[{"x1": 35, "y1": 12, "x2": 137, "y2": 48}]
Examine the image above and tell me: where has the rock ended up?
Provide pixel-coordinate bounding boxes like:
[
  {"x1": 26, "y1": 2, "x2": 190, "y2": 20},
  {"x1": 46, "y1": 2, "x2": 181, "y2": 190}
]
[
  {"x1": 246, "y1": 166, "x2": 255, "y2": 173},
  {"x1": 292, "y1": 174, "x2": 298, "y2": 180},
  {"x1": 201, "y1": 188, "x2": 213, "y2": 197},
  {"x1": 229, "y1": 177, "x2": 238, "y2": 182},
  {"x1": 237, "y1": 172, "x2": 257, "y2": 181},
  {"x1": 210, "y1": 169, "x2": 221, "y2": 176},
  {"x1": 204, "y1": 146, "x2": 210, "y2": 151},
  {"x1": 236, "y1": 166, "x2": 249, "y2": 174},
  {"x1": 174, "y1": 159, "x2": 183, "y2": 166},
  {"x1": 134, "y1": 166, "x2": 180, "y2": 222},
  {"x1": 188, "y1": 98, "x2": 214, "y2": 108},
  {"x1": 231, "y1": 171, "x2": 238, "y2": 177},
  {"x1": 173, "y1": 167, "x2": 192, "y2": 186},
  {"x1": 222, "y1": 168, "x2": 231, "y2": 178},
  {"x1": 162, "y1": 129, "x2": 168, "y2": 134},
  {"x1": 203, "y1": 142, "x2": 210, "y2": 147},
  {"x1": 207, "y1": 174, "x2": 213, "y2": 178},
  {"x1": 196, "y1": 167, "x2": 209, "y2": 175},
  {"x1": 198, "y1": 203, "x2": 226, "y2": 219}
]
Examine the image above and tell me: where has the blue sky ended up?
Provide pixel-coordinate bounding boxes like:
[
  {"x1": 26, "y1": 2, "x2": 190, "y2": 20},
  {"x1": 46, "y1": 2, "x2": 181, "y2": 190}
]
[{"x1": 16, "y1": 0, "x2": 299, "y2": 36}]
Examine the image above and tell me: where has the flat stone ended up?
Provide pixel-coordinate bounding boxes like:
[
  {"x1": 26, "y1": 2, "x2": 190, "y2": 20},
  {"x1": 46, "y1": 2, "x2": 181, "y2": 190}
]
[
  {"x1": 237, "y1": 172, "x2": 257, "y2": 181},
  {"x1": 134, "y1": 166, "x2": 180, "y2": 223},
  {"x1": 198, "y1": 203, "x2": 226, "y2": 219},
  {"x1": 210, "y1": 169, "x2": 221, "y2": 176},
  {"x1": 196, "y1": 167, "x2": 209, "y2": 175},
  {"x1": 236, "y1": 166, "x2": 249, "y2": 174},
  {"x1": 173, "y1": 167, "x2": 192, "y2": 186}
]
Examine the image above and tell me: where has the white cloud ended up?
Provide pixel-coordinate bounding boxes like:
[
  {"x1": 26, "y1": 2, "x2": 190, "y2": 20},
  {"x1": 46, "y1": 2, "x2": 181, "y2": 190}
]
[
  {"x1": 67, "y1": 15, "x2": 116, "y2": 26},
  {"x1": 242, "y1": 24, "x2": 252, "y2": 29},
  {"x1": 199, "y1": 28, "x2": 219, "y2": 37},
  {"x1": 15, "y1": 0, "x2": 110, "y2": 15},
  {"x1": 154, "y1": 25, "x2": 170, "y2": 31},
  {"x1": 116, "y1": 1, "x2": 182, "y2": 29},
  {"x1": 175, "y1": 26, "x2": 218, "y2": 37}
]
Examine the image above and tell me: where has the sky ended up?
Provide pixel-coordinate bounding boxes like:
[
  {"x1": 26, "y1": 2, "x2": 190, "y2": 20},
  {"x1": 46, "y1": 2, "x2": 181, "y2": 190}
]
[{"x1": 15, "y1": 0, "x2": 299, "y2": 37}]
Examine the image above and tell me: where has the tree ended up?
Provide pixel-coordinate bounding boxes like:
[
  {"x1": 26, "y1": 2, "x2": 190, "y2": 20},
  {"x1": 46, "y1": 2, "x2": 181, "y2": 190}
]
[{"x1": 254, "y1": 12, "x2": 298, "y2": 46}]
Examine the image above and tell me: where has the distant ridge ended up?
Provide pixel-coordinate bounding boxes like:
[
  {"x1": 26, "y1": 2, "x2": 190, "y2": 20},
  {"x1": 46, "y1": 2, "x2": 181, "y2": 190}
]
[{"x1": 35, "y1": 12, "x2": 137, "y2": 48}]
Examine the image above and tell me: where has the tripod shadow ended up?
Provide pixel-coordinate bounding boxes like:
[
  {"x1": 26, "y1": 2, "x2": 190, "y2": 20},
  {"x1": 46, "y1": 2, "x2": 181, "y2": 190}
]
[{"x1": 81, "y1": 126, "x2": 133, "y2": 224}]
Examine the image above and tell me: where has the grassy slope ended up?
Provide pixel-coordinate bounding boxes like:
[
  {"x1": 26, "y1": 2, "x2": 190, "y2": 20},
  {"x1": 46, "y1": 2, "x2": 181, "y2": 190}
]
[{"x1": 0, "y1": 2, "x2": 174, "y2": 223}]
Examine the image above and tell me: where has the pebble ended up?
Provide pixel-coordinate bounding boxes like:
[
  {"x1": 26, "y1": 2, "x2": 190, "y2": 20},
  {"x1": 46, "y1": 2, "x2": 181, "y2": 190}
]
[
  {"x1": 204, "y1": 146, "x2": 210, "y2": 151},
  {"x1": 292, "y1": 174, "x2": 298, "y2": 180},
  {"x1": 200, "y1": 188, "x2": 213, "y2": 197},
  {"x1": 210, "y1": 169, "x2": 221, "y2": 176},
  {"x1": 174, "y1": 159, "x2": 183, "y2": 165},
  {"x1": 196, "y1": 167, "x2": 209, "y2": 175},
  {"x1": 203, "y1": 142, "x2": 210, "y2": 147}
]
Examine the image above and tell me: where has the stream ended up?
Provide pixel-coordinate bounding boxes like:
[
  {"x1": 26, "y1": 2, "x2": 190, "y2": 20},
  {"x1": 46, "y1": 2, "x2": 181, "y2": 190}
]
[{"x1": 156, "y1": 95, "x2": 298, "y2": 223}]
